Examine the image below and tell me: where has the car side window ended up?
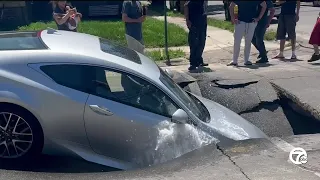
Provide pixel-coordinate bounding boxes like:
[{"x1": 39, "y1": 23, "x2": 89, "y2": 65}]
[
  {"x1": 91, "y1": 67, "x2": 179, "y2": 117},
  {"x1": 40, "y1": 64, "x2": 92, "y2": 93}
]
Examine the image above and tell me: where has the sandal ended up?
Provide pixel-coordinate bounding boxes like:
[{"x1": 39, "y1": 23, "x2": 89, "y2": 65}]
[
  {"x1": 273, "y1": 55, "x2": 285, "y2": 59},
  {"x1": 227, "y1": 61, "x2": 238, "y2": 66}
]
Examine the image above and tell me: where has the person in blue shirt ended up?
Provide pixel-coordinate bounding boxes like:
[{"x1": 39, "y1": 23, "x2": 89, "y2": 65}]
[
  {"x1": 273, "y1": 1, "x2": 300, "y2": 60},
  {"x1": 252, "y1": 0, "x2": 275, "y2": 63},
  {"x1": 228, "y1": 1, "x2": 267, "y2": 66},
  {"x1": 122, "y1": 0, "x2": 147, "y2": 54}
]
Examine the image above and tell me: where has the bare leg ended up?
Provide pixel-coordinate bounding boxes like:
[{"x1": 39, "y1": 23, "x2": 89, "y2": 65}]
[{"x1": 314, "y1": 44, "x2": 319, "y2": 55}]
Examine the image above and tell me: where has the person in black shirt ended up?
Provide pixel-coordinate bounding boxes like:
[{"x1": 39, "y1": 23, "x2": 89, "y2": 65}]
[
  {"x1": 184, "y1": 0, "x2": 209, "y2": 71},
  {"x1": 228, "y1": 1, "x2": 266, "y2": 66},
  {"x1": 273, "y1": 1, "x2": 300, "y2": 60},
  {"x1": 252, "y1": 0, "x2": 275, "y2": 63},
  {"x1": 51, "y1": 1, "x2": 82, "y2": 32}
]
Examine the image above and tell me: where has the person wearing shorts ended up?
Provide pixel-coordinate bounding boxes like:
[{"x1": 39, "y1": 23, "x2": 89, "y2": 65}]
[{"x1": 274, "y1": 1, "x2": 300, "y2": 60}]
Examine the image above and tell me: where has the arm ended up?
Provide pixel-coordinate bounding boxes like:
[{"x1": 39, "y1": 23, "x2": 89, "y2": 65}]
[
  {"x1": 255, "y1": 1, "x2": 267, "y2": 22},
  {"x1": 53, "y1": 12, "x2": 71, "y2": 25},
  {"x1": 296, "y1": 0, "x2": 300, "y2": 16},
  {"x1": 184, "y1": 1, "x2": 191, "y2": 28},
  {"x1": 267, "y1": 7, "x2": 275, "y2": 27},
  {"x1": 229, "y1": 2, "x2": 237, "y2": 24},
  {"x1": 275, "y1": 0, "x2": 286, "y2": 5},
  {"x1": 121, "y1": 2, "x2": 143, "y2": 23}
]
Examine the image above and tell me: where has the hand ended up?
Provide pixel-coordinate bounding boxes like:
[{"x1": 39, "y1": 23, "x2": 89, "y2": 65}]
[
  {"x1": 139, "y1": 16, "x2": 146, "y2": 22},
  {"x1": 77, "y1": 12, "x2": 82, "y2": 18},
  {"x1": 66, "y1": 10, "x2": 74, "y2": 16},
  {"x1": 231, "y1": 18, "x2": 239, "y2": 25},
  {"x1": 253, "y1": 18, "x2": 260, "y2": 23},
  {"x1": 186, "y1": 19, "x2": 192, "y2": 28},
  {"x1": 296, "y1": 15, "x2": 299, "y2": 22},
  {"x1": 266, "y1": 23, "x2": 271, "y2": 28}
]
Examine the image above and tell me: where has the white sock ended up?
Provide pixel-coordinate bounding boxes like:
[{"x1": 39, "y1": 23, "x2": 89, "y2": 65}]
[{"x1": 292, "y1": 51, "x2": 296, "y2": 56}]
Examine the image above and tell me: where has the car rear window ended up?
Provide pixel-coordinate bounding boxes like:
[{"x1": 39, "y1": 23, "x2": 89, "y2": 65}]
[
  {"x1": 99, "y1": 38, "x2": 141, "y2": 64},
  {"x1": 0, "y1": 31, "x2": 47, "y2": 50}
]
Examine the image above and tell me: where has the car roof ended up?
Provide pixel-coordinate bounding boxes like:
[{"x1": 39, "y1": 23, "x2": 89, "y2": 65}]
[{"x1": 0, "y1": 29, "x2": 161, "y2": 81}]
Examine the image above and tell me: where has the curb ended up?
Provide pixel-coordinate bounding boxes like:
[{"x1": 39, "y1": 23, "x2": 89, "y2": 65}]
[{"x1": 270, "y1": 81, "x2": 320, "y2": 122}]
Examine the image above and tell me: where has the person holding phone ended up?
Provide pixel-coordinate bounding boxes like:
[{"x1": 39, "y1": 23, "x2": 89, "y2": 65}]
[
  {"x1": 122, "y1": 0, "x2": 146, "y2": 54},
  {"x1": 228, "y1": 1, "x2": 266, "y2": 66},
  {"x1": 51, "y1": 1, "x2": 82, "y2": 32}
]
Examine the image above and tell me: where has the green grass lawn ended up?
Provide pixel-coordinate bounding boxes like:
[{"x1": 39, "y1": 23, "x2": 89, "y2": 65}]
[
  {"x1": 146, "y1": 49, "x2": 185, "y2": 61},
  {"x1": 18, "y1": 18, "x2": 188, "y2": 48},
  {"x1": 207, "y1": 18, "x2": 276, "y2": 41},
  {"x1": 167, "y1": 10, "x2": 184, "y2": 17}
]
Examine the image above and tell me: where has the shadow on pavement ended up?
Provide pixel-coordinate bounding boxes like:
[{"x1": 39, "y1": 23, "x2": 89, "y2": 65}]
[
  {"x1": 310, "y1": 62, "x2": 320, "y2": 65},
  {"x1": 280, "y1": 58, "x2": 305, "y2": 62},
  {"x1": 238, "y1": 63, "x2": 274, "y2": 69},
  {"x1": 280, "y1": 97, "x2": 320, "y2": 135},
  {"x1": 0, "y1": 155, "x2": 119, "y2": 173},
  {"x1": 188, "y1": 67, "x2": 213, "y2": 73}
]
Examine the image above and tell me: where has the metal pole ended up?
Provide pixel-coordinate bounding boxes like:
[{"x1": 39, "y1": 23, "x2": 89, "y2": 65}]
[{"x1": 164, "y1": 1, "x2": 171, "y2": 66}]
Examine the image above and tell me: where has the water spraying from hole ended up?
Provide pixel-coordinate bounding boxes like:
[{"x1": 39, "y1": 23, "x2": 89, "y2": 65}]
[{"x1": 132, "y1": 121, "x2": 218, "y2": 167}]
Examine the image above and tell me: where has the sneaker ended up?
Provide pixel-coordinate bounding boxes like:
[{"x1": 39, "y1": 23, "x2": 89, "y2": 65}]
[
  {"x1": 227, "y1": 61, "x2": 238, "y2": 66},
  {"x1": 256, "y1": 57, "x2": 269, "y2": 64},
  {"x1": 188, "y1": 65, "x2": 197, "y2": 71},
  {"x1": 257, "y1": 51, "x2": 269, "y2": 59},
  {"x1": 244, "y1": 61, "x2": 253, "y2": 65},
  {"x1": 308, "y1": 54, "x2": 320, "y2": 62}
]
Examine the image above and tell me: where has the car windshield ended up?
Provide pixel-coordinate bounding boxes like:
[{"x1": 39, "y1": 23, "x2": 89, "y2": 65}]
[{"x1": 159, "y1": 68, "x2": 210, "y2": 122}]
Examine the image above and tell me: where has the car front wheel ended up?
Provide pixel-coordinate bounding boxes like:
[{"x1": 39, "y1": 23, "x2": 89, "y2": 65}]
[{"x1": 0, "y1": 104, "x2": 43, "y2": 161}]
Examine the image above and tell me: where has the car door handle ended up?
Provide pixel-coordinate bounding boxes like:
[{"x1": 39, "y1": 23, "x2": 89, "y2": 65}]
[{"x1": 89, "y1": 105, "x2": 113, "y2": 116}]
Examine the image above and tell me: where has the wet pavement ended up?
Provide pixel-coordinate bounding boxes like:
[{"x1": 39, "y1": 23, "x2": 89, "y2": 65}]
[{"x1": 1, "y1": 135, "x2": 320, "y2": 180}]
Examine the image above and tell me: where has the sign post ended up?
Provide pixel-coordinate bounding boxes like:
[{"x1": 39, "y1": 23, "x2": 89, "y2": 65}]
[{"x1": 164, "y1": 1, "x2": 171, "y2": 66}]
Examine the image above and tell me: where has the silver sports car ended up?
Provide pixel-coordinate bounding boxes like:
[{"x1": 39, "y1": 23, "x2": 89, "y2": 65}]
[{"x1": 0, "y1": 29, "x2": 267, "y2": 169}]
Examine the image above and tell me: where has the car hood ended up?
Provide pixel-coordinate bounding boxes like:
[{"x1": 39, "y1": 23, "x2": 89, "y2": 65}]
[{"x1": 192, "y1": 94, "x2": 268, "y2": 141}]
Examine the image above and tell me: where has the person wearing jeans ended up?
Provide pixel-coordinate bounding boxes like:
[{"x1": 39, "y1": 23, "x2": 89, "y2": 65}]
[
  {"x1": 228, "y1": 1, "x2": 266, "y2": 66},
  {"x1": 184, "y1": 0, "x2": 209, "y2": 71},
  {"x1": 252, "y1": 0, "x2": 275, "y2": 63}
]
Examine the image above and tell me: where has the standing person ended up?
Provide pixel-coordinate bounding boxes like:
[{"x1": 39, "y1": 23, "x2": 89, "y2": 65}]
[
  {"x1": 223, "y1": 0, "x2": 231, "y2": 21},
  {"x1": 308, "y1": 12, "x2": 320, "y2": 62},
  {"x1": 122, "y1": 0, "x2": 147, "y2": 54},
  {"x1": 51, "y1": 1, "x2": 82, "y2": 32},
  {"x1": 252, "y1": 0, "x2": 275, "y2": 63},
  {"x1": 273, "y1": 1, "x2": 300, "y2": 60},
  {"x1": 184, "y1": 0, "x2": 209, "y2": 71},
  {"x1": 228, "y1": 1, "x2": 267, "y2": 66}
]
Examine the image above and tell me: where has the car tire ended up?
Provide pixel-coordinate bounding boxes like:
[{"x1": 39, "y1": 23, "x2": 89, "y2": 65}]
[{"x1": 0, "y1": 103, "x2": 43, "y2": 163}]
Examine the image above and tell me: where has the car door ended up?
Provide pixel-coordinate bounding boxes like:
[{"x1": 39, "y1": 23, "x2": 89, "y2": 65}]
[{"x1": 83, "y1": 66, "x2": 180, "y2": 167}]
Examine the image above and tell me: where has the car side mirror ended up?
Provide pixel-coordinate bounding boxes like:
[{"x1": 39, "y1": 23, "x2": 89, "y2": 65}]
[
  {"x1": 172, "y1": 109, "x2": 189, "y2": 124},
  {"x1": 165, "y1": 69, "x2": 174, "y2": 78}
]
